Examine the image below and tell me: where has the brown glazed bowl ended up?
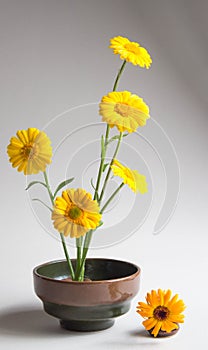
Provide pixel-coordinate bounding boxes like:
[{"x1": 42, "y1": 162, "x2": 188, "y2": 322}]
[{"x1": 33, "y1": 258, "x2": 141, "y2": 331}]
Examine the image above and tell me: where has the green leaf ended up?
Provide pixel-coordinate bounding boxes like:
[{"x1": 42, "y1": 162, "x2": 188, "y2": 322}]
[
  {"x1": 25, "y1": 181, "x2": 47, "y2": 191},
  {"x1": 32, "y1": 198, "x2": 52, "y2": 212},
  {"x1": 107, "y1": 135, "x2": 120, "y2": 145},
  {"x1": 98, "y1": 220, "x2": 103, "y2": 227},
  {"x1": 102, "y1": 163, "x2": 109, "y2": 172},
  {"x1": 53, "y1": 178, "x2": 74, "y2": 198},
  {"x1": 107, "y1": 133, "x2": 128, "y2": 145}
]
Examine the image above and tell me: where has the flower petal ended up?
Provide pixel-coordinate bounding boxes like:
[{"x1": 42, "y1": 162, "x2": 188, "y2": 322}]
[
  {"x1": 151, "y1": 321, "x2": 162, "y2": 337},
  {"x1": 143, "y1": 318, "x2": 158, "y2": 330}
]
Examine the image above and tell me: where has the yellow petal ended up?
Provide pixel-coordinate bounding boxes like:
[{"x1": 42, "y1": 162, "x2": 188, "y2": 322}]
[
  {"x1": 169, "y1": 314, "x2": 185, "y2": 323},
  {"x1": 158, "y1": 289, "x2": 164, "y2": 306},
  {"x1": 151, "y1": 321, "x2": 162, "y2": 337},
  {"x1": 164, "y1": 289, "x2": 172, "y2": 306},
  {"x1": 143, "y1": 318, "x2": 157, "y2": 330},
  {"x1": 161, "y1": 320, "x2": 178, "y2": 333}
]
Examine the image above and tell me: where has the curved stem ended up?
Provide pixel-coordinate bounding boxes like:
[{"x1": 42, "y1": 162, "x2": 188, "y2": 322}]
[
  {"x1": 43, "y1": 171, "x2": 75, "y2": 280},
  {"x1": 105, "y1": 125, "x2": 110, "y2": 145},
  {"x1": 93, "y1": 60, "x2": 126, "y2": 203},
  {"x1": 113, "y1": 60, "x2": 127, "y2": 91},
  {"x1": 93, "y1": 126, "x2": 110, "y2": 201},
  {"x1": 61, "y1": 233, "x2": 75, "y2": 280},
  {"x1": 43, "y1": 171, "x2": 54, "y2": 205},
  {"x1": 100, "y1": 183, "x2": 124, "y2": 214},
  {"x1": 97, "y1": 60, "x2": 126, "y2": 203},
  {"x1": 75, "y1": 237, "x2": 83, "y2": 280},
  {"x1": 99, "y1": 132, "x2": 123, "y2": 204},
  {"x1": 80, "y1": 133, "x2": 123, "y2": 278},
  {"x1": 77, "y1": 61, "x2": 127, "y2": 280},
  {"x1": 76, "y1": 230, "x2": 94, "y2": 279}
]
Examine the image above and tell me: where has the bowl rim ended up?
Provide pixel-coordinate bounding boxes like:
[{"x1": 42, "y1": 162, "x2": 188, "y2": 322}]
[{"x1": 33, "y1": 258, "x2": 141, "y2": 284}]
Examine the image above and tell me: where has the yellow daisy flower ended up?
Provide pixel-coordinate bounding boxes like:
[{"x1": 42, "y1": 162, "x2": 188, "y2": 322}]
[
  {"x1": 110, "y1": 35, "x2": 152, "y2": 68},
  {"x1": 137, "y1": 289, "x2": 186, "y2": 337},
  {"x1": 52, "y1": 188, "x2": 102, "y2": 238},
  {"x1": 111, "y1": 159, "x2": 147, "y2": 194},
  {"x1": 99, "y1": 91, "x2": 150, "y2": 133},
  {"x1": 7, "y1": 128, "x2": 52, "y2": 175}
]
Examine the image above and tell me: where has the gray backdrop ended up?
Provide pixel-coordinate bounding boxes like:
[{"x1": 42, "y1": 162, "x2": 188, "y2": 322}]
[{"x1": 0, "y1": 1, "x2": 207, "y2": 349}]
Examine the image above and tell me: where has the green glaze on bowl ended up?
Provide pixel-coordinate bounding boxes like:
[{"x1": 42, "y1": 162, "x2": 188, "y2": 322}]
[{"x1": 33, "y1": 258, "x2": 141, "y2": 331}]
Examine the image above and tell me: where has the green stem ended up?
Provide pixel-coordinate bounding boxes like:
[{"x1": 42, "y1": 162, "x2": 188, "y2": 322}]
[
  {"x1": 79, "y1": 264, "x2": 85, "y2": 281},
  {"x1": 79, "y1": 127, "x2": 111, "y2": 278},
  {"x1": 76, "y1": 230, "x2": 94, "y2": 279},
  {"x1": 93, "y1": 60, "x2": 126, "y2": 202},
  {"x1": 43, "y1": 171, "x2": 75, "y2": 280},
  {"x1": 99, "y1": 132, "x2": 123, "y2": 204},
  {"x1": 100, "y1": 183, "x2": 124, "y2": 214},
  {"x1": 43, "y1": 171, "x2": 54, "y2": 205},
  {"x1": 97, "y1": 60, "x2": 126, "y2": 203},
  {"x1": 61, "y1": 233, "x2": 75, "y2": 280},
  {"x1": 83, "y1": 229, "x2": 94, "y2": 248},
  {"x1": 105, "y1": 125, "x2": 110, "y2": 146},
  {"x1": 77, "y1": 61, "x2": 127, "y2": 280},
  {"x1": 94, "y1": 128, "x2": 108, "y2": 201},
  {"x1": 94, "y1": 125, "x2": 110, "y2": 201},
  {"x1": 75, "y1": 237, "x2": 83, "y2": 280},
  {"x1": 112, "y1": 60, "x2": 127, "y2": 91},
  {"x1": 78, "y1": 186, "x2": 125, "y2": 280}
]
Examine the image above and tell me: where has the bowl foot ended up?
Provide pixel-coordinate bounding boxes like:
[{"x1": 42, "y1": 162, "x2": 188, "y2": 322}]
[{"x1": 60, "y1": 319, "x2": 115, "y2": 332}]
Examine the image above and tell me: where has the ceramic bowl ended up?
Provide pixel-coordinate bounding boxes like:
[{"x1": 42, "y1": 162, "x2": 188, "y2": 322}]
[{"x1": 33, "y1": 258, "x2": 141, "y2": 331}]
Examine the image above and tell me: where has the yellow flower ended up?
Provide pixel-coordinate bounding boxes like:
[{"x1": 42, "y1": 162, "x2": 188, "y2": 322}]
[
  {"x1": 7, "y1": 128, "x2": 52, "y2": 175},
  {"x1": 136, "y1": 289, "x2": 186, "y2": 337},
  {"x1": 99, "y1": 91, "x2": 150, "y2": 133},
  {"x1": 111, "y1": 159, "x2": 147, "y2": 193},
  {"x1": 52, "y1": 188, "x2": 102, "y2": 238},
  {"x1": 110, "y1": 35, "x2": 152, "y2": 68}
]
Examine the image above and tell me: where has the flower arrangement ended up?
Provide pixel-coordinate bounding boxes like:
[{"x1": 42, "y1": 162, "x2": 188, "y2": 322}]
[{"x1": 7, "y1": 36, "x2": 152, "y2": 282}]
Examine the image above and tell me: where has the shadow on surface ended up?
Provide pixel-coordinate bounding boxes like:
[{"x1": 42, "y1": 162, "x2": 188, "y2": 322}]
[
  {"x1": 0, "y1": 306, "x2": 91, "y2": 338},
  {"x1": 129, "y1": 328, "x2": 151, "y2": 338}
]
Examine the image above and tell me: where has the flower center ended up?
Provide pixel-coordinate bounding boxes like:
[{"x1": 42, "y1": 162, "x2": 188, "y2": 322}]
[
  {"x1": 22, "y1": 144, "x2": 38, "y2": 160},
  {"x1": 124, "y1": 42, "x2": 140, "y2": 55},
  {"x1": 114, "y1": 103, "x2": 132, "y2": 118},
  {"x1": 153, "y1": 306, "x2": 170, "y2": 321},
  {"x1": 68, "y1": 206, "x2": 82, "y2": 220}
]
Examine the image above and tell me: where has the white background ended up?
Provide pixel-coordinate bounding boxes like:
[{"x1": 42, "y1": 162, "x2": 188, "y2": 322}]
[{"x1": 0, "y1": 0, "x2": 208, "y2": 349}]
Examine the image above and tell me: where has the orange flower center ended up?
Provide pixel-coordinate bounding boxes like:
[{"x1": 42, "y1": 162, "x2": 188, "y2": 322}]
[
  {"x1": 114, "y1": 103, "x2": 133, "y2": 118},
  {"x1": 124, "y1": 42, "x2": 140, "y2": 55},
  {"x1": 21, "y1": 143, "x2": 38, "y2": 160},
  {"x1": 68, "y1": 206, "x2": 82, "y2": 220},
  {"x1": 153, "y1": 306, "x2": 170, "y2": 321}
]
